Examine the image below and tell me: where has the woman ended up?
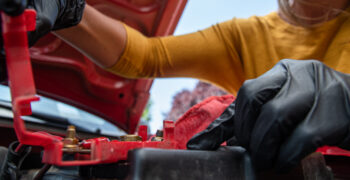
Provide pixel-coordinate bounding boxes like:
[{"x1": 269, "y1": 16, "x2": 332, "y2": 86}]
[{"x1": 7, "y1": 0, "x2": 350, "y2": 171}]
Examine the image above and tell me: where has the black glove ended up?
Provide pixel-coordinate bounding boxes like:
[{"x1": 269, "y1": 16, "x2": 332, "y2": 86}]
[
  {"x1": 0, "y1": 0, "x2": 85, "y2": 46},
  {"x1": 187, "y1": 59, "x2": 350, "y2": 172},
  {"x1": 27, "y1": 0, "x2": 86, "y2": 46}
]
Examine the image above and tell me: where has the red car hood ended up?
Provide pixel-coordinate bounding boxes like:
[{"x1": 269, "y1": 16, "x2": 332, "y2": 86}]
[{"x1": 29, "y1": 0, "x2": 187, "y2": 133}]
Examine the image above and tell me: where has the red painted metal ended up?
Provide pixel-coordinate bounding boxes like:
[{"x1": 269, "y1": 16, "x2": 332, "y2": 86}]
[{"x1": 29, "y1": 0, "x2": 188, "y2": 134}]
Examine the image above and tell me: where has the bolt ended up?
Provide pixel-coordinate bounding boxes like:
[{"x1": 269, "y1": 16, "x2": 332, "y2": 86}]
[{"x1": 63, "y1": 125, "x2": 79, "y2": 149}]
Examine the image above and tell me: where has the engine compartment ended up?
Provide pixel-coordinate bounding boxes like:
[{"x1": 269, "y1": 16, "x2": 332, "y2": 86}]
[{"x1": 1, "y1": 0, "x2": 350, "y2": 179}]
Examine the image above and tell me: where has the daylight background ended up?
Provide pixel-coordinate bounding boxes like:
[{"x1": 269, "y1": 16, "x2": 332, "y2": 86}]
[{"x1": 148, "y1": 0, "x2": 278, "y2": 133}]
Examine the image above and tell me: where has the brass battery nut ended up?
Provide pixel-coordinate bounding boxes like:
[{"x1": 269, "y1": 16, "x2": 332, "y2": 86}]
[
  {"x1": 62, "y1": 125, "x2": 79, "y2": 149},
  {"x1": 120, "y1": 135, "x2": 142, "y2": 141}
]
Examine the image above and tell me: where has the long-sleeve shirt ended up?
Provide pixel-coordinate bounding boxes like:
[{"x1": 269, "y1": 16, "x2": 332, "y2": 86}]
[{"x1": 107, "y1": 11, "x2": 350, "y2": 95}]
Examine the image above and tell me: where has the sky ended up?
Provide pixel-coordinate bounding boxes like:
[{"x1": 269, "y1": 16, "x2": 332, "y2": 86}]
[{"x1": 148, "y1": 0, "x2": 279, "y2": 133}]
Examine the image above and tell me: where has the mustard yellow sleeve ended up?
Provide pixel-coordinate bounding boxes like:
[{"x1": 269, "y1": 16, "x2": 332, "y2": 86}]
[{"x1": 107, "y1": 20, "x2": 246, "y2": 94}]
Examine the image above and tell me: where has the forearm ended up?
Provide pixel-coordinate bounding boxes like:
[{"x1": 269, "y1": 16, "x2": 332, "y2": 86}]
[
  {"x1": 54, "y1": 5, "x2": 241, "y2": 94},
  {"x1": 53, "y1": 4, "x2": 126, "y2": 68}
]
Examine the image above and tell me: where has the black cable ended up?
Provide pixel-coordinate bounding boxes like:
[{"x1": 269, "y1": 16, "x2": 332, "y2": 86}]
[{"x1": 33, "y1": 164, "x2": 51, "y2": 180}]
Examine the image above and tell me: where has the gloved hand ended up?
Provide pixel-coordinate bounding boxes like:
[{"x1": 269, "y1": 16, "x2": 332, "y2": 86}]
[
  {"x1": 27, "y1": 0, "x2": 86, "y2": 46},
  {"x1": 0, "y1": 0, "x2": 85, "y2": 46},
  {"x1": 187, "y1": 59, "x2": 350, "y2": 172}
]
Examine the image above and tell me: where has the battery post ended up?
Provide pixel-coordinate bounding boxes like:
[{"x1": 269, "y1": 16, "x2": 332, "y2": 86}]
[{"x1": 62, "y1": 125, "x2": 90, "y2": 154}]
